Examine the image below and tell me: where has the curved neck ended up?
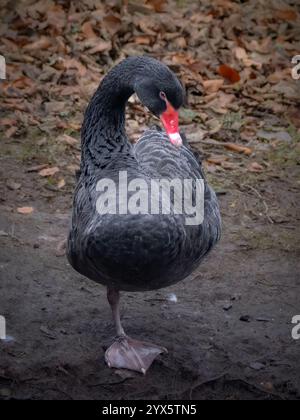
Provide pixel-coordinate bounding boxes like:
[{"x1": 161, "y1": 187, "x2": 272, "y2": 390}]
[{"x1": 81, "y1": 58, "x2": 143, "y2": 168}]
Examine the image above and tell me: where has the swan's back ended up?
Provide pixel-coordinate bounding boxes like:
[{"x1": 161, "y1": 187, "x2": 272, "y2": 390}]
[{"x1": 134, "y1": 129, "x2": 203, "y2": 181}]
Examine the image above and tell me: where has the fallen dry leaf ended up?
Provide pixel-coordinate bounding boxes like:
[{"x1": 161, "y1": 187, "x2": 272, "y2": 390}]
[
  {"x1": 26, "y1": 164, "x2": 49, "y2": 173},
  {"x1": 58, "y1": 58, "x2": 87, "y2": 77},
  {"x1": 88, "y1": 40, "x2": 112, "y2": 54},
  {"x1": 234, "y1": 47, "x2": 262, "y2": 68},
  {"x1": 44, "y1": 101, "x2": 68, "y2": 114},
  {"x1": 81, "y1": 21, "x2": 97, "y2": 39},
  {"x1": 47, "y1": 4, "x2": 66, "y2": 32},
  {"x1": 275, "y1": 9, "x2": 298, "y2": 21},
  {"x1": 268, "y1": 69, "x2": 290, "y2": 84},
  {"x1": 5, "y1": 126, "x2": 18, "y2": 138},
  {"x1": 67, "y1": 164, "x2": 80, "y2": 173},
  {"x1": 234, "y1": 46, "x2": 248, "y2": 61},
  {"x1": 288, "y1": 107, "x2": 300, "y2": 129},
  {"x1": 174, "y1": 37, "x2": 187, "y2": 49},
  {"x1": 0, "y1": 118, "x2": 17, "y2": 126},
  {"x1": 246, "y1": 38, "x2": 271, "y2": 54},
  {"x1": 17, "y1": 207, "x2": 34, "y2": 215},
  {"x1": 146, "y1": 0, "x2": 168, "y2": 12},
  {"x1": 134, "y1": 36, "x2": 153, "y2": 45},
  {"x1": 257, "y1": 130, "x2": 292, "y2": 142},
  {"x1": 221, "y1": 161, "x2": 237, "y2": 170},
  {"x1": 57, "y1": 179, "x2": 66, "y2": 189},
  {"x1": 60, "y1": 134, "x2": 79, "y2": 147},
  {"x1": 56, "y1": 239, "x2": 67, "y2": 257},
  {"x1": 224, "y1": 143, "x2": 252, "y2": 155},
  {"x1": 59, "y1": 85, "x2": 81, "y2": 96},
  {"x1": 24, "y1": 36, "x2": 52, "y2": 51},
  {"x1": 205, "y1": 92, "x2": 235, "y2": 114},
  {"x1": 38, "y1": 167, "x2": 60, "y2": 177},
  {"x1": 102, "y1": 14, "x2": 122, "y2": 35},
  {"x1": 249, "y1": 162, "x2": 264, "y2": 173},
  {"x1": 203, "y1": 79, "x2": 224, "y2": 94},
  {"x1": 207, "y1": 155, "x2": 228, "y2": 165},
  {"x1": 218, "y1": 64, "x2": 241, "y2": 83}
]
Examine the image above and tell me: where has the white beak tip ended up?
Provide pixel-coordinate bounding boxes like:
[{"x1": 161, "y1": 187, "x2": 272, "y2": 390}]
[{"x1": 169, "y1": 132, "x2": 183, "y2": 147}]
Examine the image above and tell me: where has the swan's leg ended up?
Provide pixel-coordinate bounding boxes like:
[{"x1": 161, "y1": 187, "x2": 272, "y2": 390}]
[
  {"x1": 105, "y1": 287, "x2": 167, "y2": 374},
  {"x1": 107, "y1": 287, "x2": 125, "y2": 336}
]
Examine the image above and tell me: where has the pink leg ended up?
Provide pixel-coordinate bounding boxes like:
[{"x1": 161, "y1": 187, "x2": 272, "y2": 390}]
[
  {"x1": 107, "y1": 288, "x2": 125, "y2": 337},
  {"x1": 105, "y1": 287, "x2": 167, "y2": 374}
]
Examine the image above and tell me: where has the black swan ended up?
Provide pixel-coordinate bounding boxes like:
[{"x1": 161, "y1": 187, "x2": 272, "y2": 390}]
[{"x1": 67, "y1": 56, "x2": 221, "y2": 374}]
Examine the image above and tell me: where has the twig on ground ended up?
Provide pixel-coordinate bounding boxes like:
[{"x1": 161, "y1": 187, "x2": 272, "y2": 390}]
[{"x1": 242, "y1": 184, "x2": 274, "y2": 224}]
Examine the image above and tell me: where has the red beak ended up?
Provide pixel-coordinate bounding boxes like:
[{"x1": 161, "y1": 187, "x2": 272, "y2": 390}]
[{"x1": 160, "y1": 101, "x2": 182, "y2": 147}]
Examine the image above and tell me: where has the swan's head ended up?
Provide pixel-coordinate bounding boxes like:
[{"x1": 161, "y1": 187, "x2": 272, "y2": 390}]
[{"x1": 134, "y1": 59, "x2": 185, "y2": 147}]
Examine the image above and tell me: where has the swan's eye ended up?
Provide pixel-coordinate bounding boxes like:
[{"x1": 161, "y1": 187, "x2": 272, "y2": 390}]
[{"x1": 159, "y1": 91, "x2": 167, "y2": 101}]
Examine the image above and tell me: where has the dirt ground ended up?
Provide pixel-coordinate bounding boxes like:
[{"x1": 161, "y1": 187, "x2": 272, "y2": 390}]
[{"x1": 0, "y1": 134, "x2": 300, "y2": 400}]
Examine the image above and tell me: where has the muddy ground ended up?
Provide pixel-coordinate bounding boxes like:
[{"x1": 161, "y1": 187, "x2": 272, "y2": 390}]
[{"x1": 0, "y1": 131, "x2": 300, "y2": 401}]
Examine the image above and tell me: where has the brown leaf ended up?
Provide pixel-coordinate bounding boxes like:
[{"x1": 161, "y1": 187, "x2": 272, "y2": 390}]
[
  {"x1": 12, "y1": 76, "x2": 35, "y2": 91},
  {"x1": 38, "y1": 167, "x2": 60, "y2": 177},
  {"x1": 174, "y1": 37, "x2": 187, "y2": 49},
  {"x1": 205, "y1": 92, "x2": 235, "y2": 114},
  {"x1": 17, "y1": 207, "x2": 34, "y2": 215},
  {"x1": 288, "y1": 107, "x2": 300, "y2": 129},
  {"x1": 59, "y1": 85, "x2": 81, "y2": 96},
  {"x1": 57, "y1": 179, "x2": 66, "y2": 189},
  {"x1": 234, "y1": 47, "x2": 262, "y2": 68},
  {"x1": 88, "y1": 40, "x2": 112, "y2": 54},
  {"x1": 275, "y1": 9, "x2": 298, "y2": 21},
  {"x1": 5, "y1": 126, "x2": 18, "y2": 138},
  {"x1": 246, "y1": 38, "x2": 271, "y2": 54},
  {"x1": 146, "y1": 0, "x2": 168, "y2": 12},
  {"x1": 249, "y1": 162, "x2": 264, "y2": 173},
  {"x1": 23, "y1": 36, "x2": 52, "y2": 51},
  {"x1": 56, "y1": 239, "x2": 67, "y2": 257},
  {"x1": 0, "y1": 118, "x2": 17, "y2": 126},
  {"x1": 1, "y1": 38, "x2": 18, "y2": 51},
  {"x1": 67, "y1": 164, "x2": 80, "y2": 173},
  {"x1": 44, "y1": 101, "x2": 68, "y2": 114},
  {"x1": 102, "y1": 14, "x2": 122, "y2": 35},
  {"x1": 134, "y1": 35, "x2": 153, "y2": 45},
  {"x1": 218, "y1": 64, "x2": 241, "y2": 83},
  {"x1": 27, "y1": 164, "x2": 48, "y2": 173},
  {"x1": 221, "y1": 161, "x2": 237, "y2": 170},
  {"x1": 207, "y1": 155, "x2": 229, "y2": 165},
  {"x1": 56, "y1": 119, "x2": 81, "y2": 131},
  {"x1": 81, "y1": 21, "x2": 97, "y2": 39},
  {"x1": 203, "y1": 79, "x2": 224, "y2": 94},
  {"x1": 2, "y1": 100, "x2": 29, "y2": 112},
  {"x1": 224, "y1": 143, "x2": 252, "y2": 155},
  {"x1": 46, "y1": 4, "x2": 66, "y2": 32},
  {"x1": 234, "y1": 46, "x2": 248, "y2": 61},
  {"x1": 60, "y1": 134, "x2": 79, "y2": 147},
  {"x1": 268, "y1": 69, "x2": 290, "y2": 84},
  {"x1": 58, "y1": 59, "x2": 87, "y2": 77},
  {"x1": 204, "y1": 163, "x2": 218, "y2": 173}
]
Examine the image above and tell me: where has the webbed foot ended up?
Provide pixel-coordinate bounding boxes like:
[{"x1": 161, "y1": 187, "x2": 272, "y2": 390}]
[{"x1": 105, "y1": 335, "x2": 167, "y2": 374}]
